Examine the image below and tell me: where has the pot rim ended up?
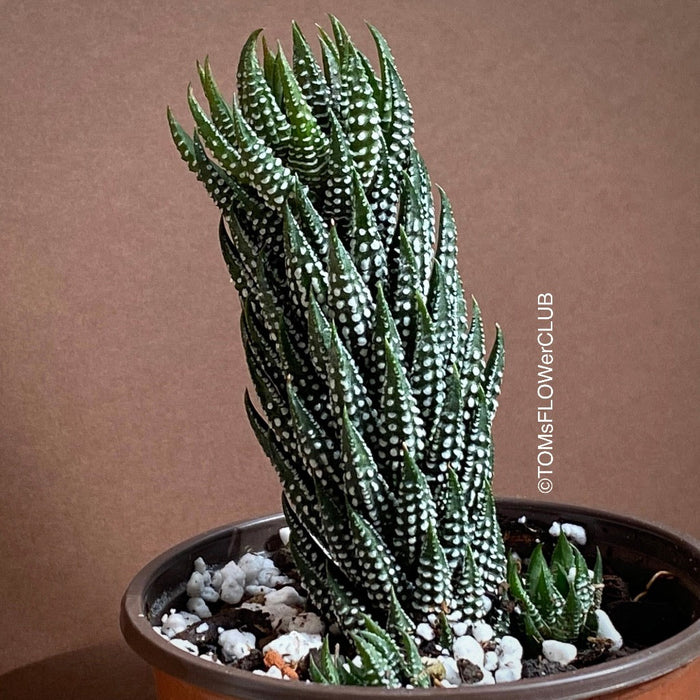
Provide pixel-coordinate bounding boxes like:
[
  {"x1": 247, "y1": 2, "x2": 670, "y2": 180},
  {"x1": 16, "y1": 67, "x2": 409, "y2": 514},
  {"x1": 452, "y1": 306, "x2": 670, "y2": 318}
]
[{"x1": 120, "y1": 498, "x2": 700, "y2": 699}]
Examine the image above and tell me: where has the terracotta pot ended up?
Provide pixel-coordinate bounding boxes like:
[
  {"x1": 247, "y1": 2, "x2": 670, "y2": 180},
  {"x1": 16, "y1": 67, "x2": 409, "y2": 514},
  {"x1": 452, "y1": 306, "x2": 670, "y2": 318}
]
[{"x1": 121, "y1": 498, "x2": 700, "y2": 699}]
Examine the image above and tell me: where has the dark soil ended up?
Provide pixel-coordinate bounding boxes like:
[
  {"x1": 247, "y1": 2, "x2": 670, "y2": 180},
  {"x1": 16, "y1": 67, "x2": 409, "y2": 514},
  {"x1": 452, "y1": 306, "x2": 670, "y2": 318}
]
[{"x1": 163, "y1": 518, "x2": 695, "y2": 683}]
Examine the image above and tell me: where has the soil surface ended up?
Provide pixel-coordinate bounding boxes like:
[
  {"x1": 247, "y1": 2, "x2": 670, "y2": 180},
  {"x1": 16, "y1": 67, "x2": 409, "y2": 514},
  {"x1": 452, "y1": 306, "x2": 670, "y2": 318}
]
[{"x1": 158, "y1": 519, "x2": 694, "y2": 684}]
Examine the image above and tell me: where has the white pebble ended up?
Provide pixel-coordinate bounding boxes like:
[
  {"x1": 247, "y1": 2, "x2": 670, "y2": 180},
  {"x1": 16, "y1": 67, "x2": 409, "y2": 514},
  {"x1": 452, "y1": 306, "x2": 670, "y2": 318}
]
[
  {"x1": 237, "y1": 553, "x2": 271, "y2": 586},
  {"x1": 263, "y1": 631, "x2": 323, "y2": 664},
  {"x1": 288, "y1": 612, "x2": 326, "y2": 635},
  {"x1": 542, "y1": 639, "x2": 578, "y2": 665},
  {"x1": 471, "y1": 621, "x2": 494, "y2": 643},
  {"x1": 210, "y1": 570, "x2": 223, "y2": 591},
  {"x1": 452, "y1": 622, "x2": 468, "y2": 637},
  {"x1": 187, "y1": 572, "x2": 205, "y2": 597},
  {"x1": 453, "y1": 635, "x2": 484, "y2": 668},
  {"x1": 219, "y1": 561, "x2": 246, "y2": 604},
  {"x1": 517, "y1": 515, "x2": 527, "y2": 524},
  {"x1": 495, "y1": 666, "x2": 521, "y2": 683},
  {"x1": 549, "y1": 521, "x2": 587, "y2": 546},
  {"x1": 475, "y1": 669, "x2": 495, "y2": 685},
  {"x1": 253, "y1": 665, "x2": 283, "y2": 679},
  {"x1": 168, "y1": 638, "x2": 199, "y2": 656},
  {"x1": 187, "y1": 596, "x2": 212, "y2": 619},
  {"x1": 416, "y1": 622, "x2": 435, "y2": 641},
  {"x1": 498, "y1": 635, "x2": 523, "y2": 659},
  {"x1": 279, "y1": 526, "x2": 291, "y2": 545},
  {"x1": 195, "y1": 622, "x2": 209, "y2": 634},
  {"x1": 245, "y1": 584, "x2": 275, "y2": 596},
  {"x1": 595, "y1": 609, "x2": 623, "y2": 651},
  {"x1": 219, "y1": 628, "x2": 256, "y2": 661},
  {"x1": 161, "y1": 611, "x2": 201, "y2": 638},
  {"x1": 193, "y1": 557, "x2": 207, "y2": 574},
  {"x1": 562, "y1": 523, "x2": 587, "y2": 546},
  {"x1": 199, "y1": 651, "x2": 222, "y2": 664},
  {"x1": 263, "y1": 602, "x2": 301, "y2": 631},
  {"x1": 437, "y1": 655, "x2": 461, "y2": 685},
  {"x1": 484, "y1": 650, "x2": 499, "y2": 671},
  {"x1": 265, "y1": 585, "x2": 305, "y2": 607}
]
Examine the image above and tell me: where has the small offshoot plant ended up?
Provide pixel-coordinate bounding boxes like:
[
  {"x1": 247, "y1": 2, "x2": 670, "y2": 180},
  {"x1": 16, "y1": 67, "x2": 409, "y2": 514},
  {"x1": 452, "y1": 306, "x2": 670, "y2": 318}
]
[{"x1": 168, "y1": 17, "x2": 603, "y2": 687}]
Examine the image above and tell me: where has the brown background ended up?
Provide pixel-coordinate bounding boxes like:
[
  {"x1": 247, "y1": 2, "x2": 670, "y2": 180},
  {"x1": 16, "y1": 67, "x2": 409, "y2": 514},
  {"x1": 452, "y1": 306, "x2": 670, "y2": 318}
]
[{"x1": 1, "y1": 0, "x2": 698, "y2": 696}]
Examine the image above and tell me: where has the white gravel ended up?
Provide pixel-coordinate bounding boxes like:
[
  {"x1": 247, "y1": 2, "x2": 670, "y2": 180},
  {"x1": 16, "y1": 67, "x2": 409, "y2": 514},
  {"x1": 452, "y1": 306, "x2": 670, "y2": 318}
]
[
  {"x1": 452, "y1": 634, "x2": 484, "y2": 667},
  {"x1": 542, "y1": 639, "x2": 578, "y2": 665},
  {"x1": 263, "y1": 630, "x2": 323, "y2": 664},
  {"x1": 549, "y1": 521, "x2": 587, "y2": 546},
  {"x1": 596, "y1": 609, "x2": 624, "y2": 651},
  {"x1": 219, "y1": 628, "x2": 256, "y2": 661}
]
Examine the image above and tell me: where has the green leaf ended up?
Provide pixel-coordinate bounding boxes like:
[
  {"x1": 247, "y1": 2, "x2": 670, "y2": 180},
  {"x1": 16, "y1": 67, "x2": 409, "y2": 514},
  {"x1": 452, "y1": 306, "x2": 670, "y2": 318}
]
[
  {"x1": 308, "y1": 635, "x2": 340, "y2": 684},
  {"x1": 237, "y1": 30, "x2": 292, "y2": 155},
  {"x1": 338, "y1": 43, "x2": 383, "y2": 188},
  {"x1": 167, "y1": 107, "x2": 197, "y2": 172},
  {"x1": 398, "y1": 150, "x2": 435, "y2": 292},
  {"x1": 327, "y1": 227, "x2": 375, "y2": 363},
  {"x1": 282, "y1": 203, "x2": 328, "y2": 309},
  {"x1": 412, "y1": 519, "x2": 452, "y2": 615},
  {"x1": 347, "y1": 171, "x2": 387, "y2": 289},
  {"x1": 386, "y1": 585, "x2": 415, "y2": 637},
  {"x1": 483, "y1": 325, "x2": 505, "y2": 420},
  {"x1": 197, "y1": 57, "x2": 237, "y2": 144},
  {"x1": 326, "y1": 323, "x2": 374, "y2": 432},
  {"x1": 326, "y1": 562, "x2": 370, "y2": 633},
  {"x1": 392, "y1": 445, "x2": 437, "y2": 569},
  {"x1": 287, "y1": 382, "x2": 340, "y2": 490},
  {"x1": 367, "y1": 24, "x2": 414, "y2": 168},
  {"x1": 348, "y1": 508, "x2": 397, "y2": 607},
  {"x1": 376, "y1": 333, "x2": 424, "y2": 489},
  {"x1": 423, "y1": 367, "x2": 465, "y2": 491},
  {"x1": 277, "y1": 46, "x2": 330, "y2": 185},
  {"x1": 341, "y1": 408, "x2": 389, "y2": 530},
  {"x1": 291, "y1": 22, "x2": 333, "y2": 129},
  {"x1": 507, "y1": 554, "x2": 549, "y2": 641},
  {"x1": 451, "y1": 540, "x2": 486, "y2": 623}
]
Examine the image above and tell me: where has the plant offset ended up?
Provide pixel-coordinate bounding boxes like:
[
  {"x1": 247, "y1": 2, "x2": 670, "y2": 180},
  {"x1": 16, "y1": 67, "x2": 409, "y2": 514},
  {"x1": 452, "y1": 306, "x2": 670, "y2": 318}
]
[{"x1": 168, "y1": 18, "x2": 609, "y2": 687}]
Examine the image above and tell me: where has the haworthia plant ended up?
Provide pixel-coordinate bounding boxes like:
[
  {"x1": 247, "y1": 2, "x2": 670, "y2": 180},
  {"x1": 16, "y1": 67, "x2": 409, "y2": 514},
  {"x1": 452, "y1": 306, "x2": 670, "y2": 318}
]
[
  {"x1": 170, "y1": 18, "x2": 509, "y2": 685},
  {"x1": 507, "y1": 532, "x2": 603, "y2": 643}
]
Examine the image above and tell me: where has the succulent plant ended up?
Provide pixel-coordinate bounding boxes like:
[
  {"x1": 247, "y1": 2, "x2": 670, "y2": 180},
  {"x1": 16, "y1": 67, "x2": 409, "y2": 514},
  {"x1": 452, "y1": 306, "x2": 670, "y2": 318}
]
[
  {"x1": 507, "y1": 532, "x2": 604, "y2": 643},
  {"x1": 169, "y1": 17, "x2": 510, "y2": 685}
]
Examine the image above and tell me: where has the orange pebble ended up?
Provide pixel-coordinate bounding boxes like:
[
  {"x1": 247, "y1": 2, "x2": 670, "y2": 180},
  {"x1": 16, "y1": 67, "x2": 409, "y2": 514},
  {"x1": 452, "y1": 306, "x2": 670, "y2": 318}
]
[{"x1": 263, "y1": 649, "x2": 299, "y2": 680}]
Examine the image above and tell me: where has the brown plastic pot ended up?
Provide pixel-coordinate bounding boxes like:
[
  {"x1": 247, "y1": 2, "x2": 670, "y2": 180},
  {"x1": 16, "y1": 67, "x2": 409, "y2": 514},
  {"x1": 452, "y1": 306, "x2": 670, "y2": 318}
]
[{"x1": 121, "y1": 498, "x2": 700, "y2": 699}]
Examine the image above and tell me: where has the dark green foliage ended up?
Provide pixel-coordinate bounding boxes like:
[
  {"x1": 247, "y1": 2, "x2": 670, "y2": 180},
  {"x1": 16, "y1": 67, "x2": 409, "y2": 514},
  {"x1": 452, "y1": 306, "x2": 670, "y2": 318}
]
[
  {"x1": 170, "y1": 16, "x2": 510, "y2": 682},
  {"x1": 507, "y1": 533, "x2": 603, "y2": 643}
]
